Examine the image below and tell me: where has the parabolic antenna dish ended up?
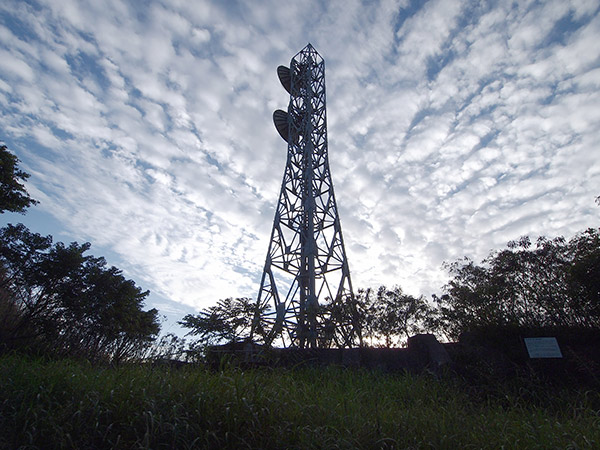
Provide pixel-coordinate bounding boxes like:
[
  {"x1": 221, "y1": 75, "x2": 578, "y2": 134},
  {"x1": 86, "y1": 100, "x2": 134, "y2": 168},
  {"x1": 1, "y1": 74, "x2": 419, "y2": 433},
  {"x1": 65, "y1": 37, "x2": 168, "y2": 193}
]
[
  {"x1": 277, "y1": 65, "x2": 291, "y2": 94},
  {"x1": 273, "y1": 109, "x2": 289, "y2": 143}
]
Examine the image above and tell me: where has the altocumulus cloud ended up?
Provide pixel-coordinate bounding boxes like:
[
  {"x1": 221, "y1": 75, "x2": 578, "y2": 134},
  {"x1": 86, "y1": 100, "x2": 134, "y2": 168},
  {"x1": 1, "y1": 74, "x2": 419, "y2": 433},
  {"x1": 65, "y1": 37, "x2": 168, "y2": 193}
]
[{"x1": 0, "y1": 0, "x2": 599, "y2": 317}]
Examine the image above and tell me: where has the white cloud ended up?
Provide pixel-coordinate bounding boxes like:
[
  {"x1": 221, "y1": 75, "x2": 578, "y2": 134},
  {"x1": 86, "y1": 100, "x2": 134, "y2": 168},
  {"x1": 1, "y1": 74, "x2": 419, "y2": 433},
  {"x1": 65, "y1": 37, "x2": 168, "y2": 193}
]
[
  {"x1": 0, "y1": 48, "x2": 35, "y2": 81},
  {"x1": 0, "y1": 0, "x2": 598, "y2": 319}
]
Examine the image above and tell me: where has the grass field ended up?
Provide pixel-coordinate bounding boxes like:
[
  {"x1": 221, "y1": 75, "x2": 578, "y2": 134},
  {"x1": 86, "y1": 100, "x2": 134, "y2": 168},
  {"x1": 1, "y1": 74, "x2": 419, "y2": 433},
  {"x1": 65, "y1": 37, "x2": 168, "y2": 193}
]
[{"x1": 1, "y1": 353, "x2": 599, "y2": 449}]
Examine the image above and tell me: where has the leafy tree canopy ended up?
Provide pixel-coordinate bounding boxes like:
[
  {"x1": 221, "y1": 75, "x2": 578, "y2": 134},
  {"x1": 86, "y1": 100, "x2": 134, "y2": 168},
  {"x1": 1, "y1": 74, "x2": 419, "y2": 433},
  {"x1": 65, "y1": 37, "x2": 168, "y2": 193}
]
[
  {"x1": 354, "y1": 286, "x2": 431, "y2": 347},
  {"x1": 431, "y1": 228, "x2": 600, "y2": 340},
  {"x1": 0, "y1": 144, "x2": 38, "y2": 214},
  {"x1": 181, "y1": 287, "x2": 432, "y2": 350},
  {"x1": 179, "y1": 297, "x2": 264, "y2": 348},
  {"x1": 0, "y1": 223, "x2": 160, "y2": 362}
]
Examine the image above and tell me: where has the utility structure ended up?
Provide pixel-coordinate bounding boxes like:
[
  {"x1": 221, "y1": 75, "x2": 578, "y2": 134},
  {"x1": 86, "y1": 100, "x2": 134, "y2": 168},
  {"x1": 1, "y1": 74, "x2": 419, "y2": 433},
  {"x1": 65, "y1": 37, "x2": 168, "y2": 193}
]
[{"x1": 254, "y1": 44, "x2": 359, "y2": 349}]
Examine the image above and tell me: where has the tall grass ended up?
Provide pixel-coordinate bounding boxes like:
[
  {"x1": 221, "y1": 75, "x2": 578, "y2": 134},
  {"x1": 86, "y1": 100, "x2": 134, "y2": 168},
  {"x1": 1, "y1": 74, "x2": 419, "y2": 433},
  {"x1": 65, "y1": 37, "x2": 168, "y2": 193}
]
[{"x1": 1, "y1": 353, "x2": 599, "y2": 449}]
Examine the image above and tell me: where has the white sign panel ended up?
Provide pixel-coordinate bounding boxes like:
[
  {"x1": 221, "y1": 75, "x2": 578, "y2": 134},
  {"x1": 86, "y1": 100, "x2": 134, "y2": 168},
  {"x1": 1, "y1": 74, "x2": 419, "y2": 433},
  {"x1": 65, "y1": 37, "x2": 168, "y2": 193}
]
[{"x1": 524, "y1": 337, "x2": 563, "y2": 359}]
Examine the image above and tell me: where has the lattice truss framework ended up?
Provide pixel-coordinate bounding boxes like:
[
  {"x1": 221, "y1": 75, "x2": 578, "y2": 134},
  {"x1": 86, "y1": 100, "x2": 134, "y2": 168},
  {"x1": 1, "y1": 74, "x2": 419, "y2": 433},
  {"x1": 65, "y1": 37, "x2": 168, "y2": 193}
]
[{"x1": 254, "y1": 44, "x2": 360, "y2": 348}]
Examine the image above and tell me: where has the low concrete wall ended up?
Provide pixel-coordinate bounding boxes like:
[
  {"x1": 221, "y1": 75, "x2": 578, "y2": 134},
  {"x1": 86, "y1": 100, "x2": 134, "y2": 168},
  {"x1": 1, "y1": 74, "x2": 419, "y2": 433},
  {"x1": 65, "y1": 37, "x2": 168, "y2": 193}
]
[
  {"x1": 206, "y1": 330, "x2": 600, "y2": 384},
  {"x1": 444, "y1": 328, "x2": 600, "y2": 384},
  {"x1": 207, "y1": 334, "x2": 451, "y2": 373}
]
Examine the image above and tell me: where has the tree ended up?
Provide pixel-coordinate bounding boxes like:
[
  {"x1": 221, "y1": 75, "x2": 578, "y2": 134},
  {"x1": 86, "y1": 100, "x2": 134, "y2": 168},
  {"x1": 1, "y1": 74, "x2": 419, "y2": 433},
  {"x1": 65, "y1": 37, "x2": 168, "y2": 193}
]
[
  {"x1": 181, "y1": 287, "x2": 433, "y2": 349},
  {"x1": 431, "y1": 229, "x2": 600, "y2": 340},
  {"x1": 350, "y1": 288, "x2": 378, "y2": 346},
  {"x1": 0, "y1": 144, "x2": 38, "y2": 214},
  {"x1": 0, "y1": 223, "x2": 160, "y2": 362},
  {"x1": 313, "y1": 293, "x2": 366, "y2": 348},
  {"x1": 179, "y1": 297, "x2": 265, "y2": 347},
  {"x1": 369, "y1": 285, "x2": 431, "y2": 347},
  {"x1": 566, "y1": 228, "x2": 600, "y2": 324},
  {"x1": 0, "y1": 223, "x2": 54, "y2": 345}
]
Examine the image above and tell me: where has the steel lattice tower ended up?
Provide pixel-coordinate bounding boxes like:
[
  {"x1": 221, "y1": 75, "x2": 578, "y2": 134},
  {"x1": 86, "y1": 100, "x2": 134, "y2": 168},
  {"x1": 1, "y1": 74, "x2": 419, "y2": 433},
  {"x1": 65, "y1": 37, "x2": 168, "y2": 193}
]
[{"x1": 254, "y1": 44, "x2": 359, "y2": 349}]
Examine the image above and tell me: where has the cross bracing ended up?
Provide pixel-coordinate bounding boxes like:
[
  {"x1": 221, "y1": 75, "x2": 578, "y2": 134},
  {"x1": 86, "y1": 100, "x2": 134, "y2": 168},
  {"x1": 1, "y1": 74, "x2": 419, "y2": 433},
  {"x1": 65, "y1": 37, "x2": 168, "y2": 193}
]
[{"x1": 253, "y1": 44, "x2": 360, "y2": 349}]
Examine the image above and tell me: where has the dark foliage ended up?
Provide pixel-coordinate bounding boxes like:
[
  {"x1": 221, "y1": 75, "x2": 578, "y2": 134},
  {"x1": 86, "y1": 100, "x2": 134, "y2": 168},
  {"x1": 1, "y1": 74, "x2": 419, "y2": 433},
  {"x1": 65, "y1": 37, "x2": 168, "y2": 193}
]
[
  {"x1": 312, "y1": 293, "x2": 363, "y2": 348},
  {"x1": 0, "y1": 144, "x2": 38, "y2": 214},
  {"x1": 354, "y1": 286, "x2": 432, "y2": 347},
  {"x1": 179, "y1": 297, "x2": 265, "y2": 349},
  {"x1": 182, "y1": 287, "x2": 432, "y2": 350},
  {"x1": 0, "y1": 223, "x2": 160, "y2": 363},
  {"x1": 431, "y1": 229, "x2": 600, "y2": 340}
]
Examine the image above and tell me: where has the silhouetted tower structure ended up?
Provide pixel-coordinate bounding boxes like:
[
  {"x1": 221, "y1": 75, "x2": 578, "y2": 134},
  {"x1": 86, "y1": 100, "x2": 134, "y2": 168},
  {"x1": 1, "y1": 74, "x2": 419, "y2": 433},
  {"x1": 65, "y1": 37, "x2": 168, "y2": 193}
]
[{"x1": 255, "y1": 44, "x2": 359, "y2": 349}]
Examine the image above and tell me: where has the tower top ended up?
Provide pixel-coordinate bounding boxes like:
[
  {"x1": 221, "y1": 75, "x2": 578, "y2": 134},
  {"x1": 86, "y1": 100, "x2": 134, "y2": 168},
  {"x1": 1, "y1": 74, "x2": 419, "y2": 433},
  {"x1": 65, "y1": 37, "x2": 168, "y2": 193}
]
[{"x1": 293, "y1": 43, "x2": 323, "y2": 63}]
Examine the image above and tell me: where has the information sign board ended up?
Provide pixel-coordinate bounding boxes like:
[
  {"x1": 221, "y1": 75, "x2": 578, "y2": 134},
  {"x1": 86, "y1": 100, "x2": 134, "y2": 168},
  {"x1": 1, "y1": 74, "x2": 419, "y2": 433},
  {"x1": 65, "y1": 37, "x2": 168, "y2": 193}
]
[{"x1": 524, "y1": 337, "x2": 563, "y2": 358}]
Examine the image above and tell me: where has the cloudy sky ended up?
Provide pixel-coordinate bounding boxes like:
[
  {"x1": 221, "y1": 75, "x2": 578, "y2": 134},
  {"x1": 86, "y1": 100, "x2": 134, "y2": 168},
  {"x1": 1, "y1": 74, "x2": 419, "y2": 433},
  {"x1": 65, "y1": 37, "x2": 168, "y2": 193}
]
[{"x1": 1, "y1": 0, "x2": 599, "y2": 334}]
